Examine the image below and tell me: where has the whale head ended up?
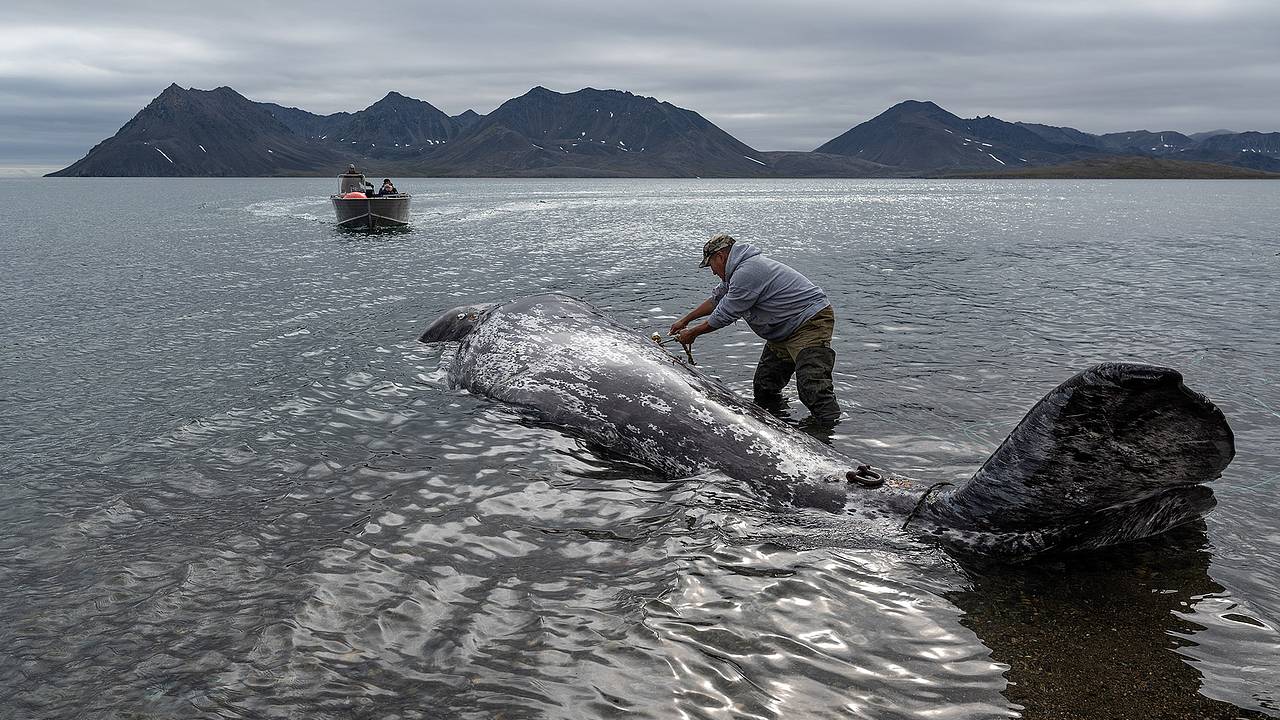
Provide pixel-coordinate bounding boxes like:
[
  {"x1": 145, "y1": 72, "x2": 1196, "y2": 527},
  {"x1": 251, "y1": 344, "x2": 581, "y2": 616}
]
[{"x1": 418, "y1": 303, "x2": 498, "y2": 343}]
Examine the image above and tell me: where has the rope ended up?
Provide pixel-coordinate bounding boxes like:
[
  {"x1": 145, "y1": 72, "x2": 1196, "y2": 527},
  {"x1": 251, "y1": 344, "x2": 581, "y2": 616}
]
[{"x1": 902, "y1": 481, "x2": 955, "y2": 530}]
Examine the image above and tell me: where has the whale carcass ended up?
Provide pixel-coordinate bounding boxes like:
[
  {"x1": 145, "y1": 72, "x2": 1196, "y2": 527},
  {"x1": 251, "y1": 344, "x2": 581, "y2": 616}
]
[{"x1": 418, "y1": 294, "x2": 1234, "y2": 559}]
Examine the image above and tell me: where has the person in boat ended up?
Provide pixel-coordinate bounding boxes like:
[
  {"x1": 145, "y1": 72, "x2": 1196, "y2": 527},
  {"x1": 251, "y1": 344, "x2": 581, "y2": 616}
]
[
  {"x1": 671, "y1": 234, "x2": 840, "y2": 425},
  {"x1": 363, "y1": 180, "x2": 376, "y2": 195},
  {"x1": 379, "y1": 179, "x2": 398, "y2": 195}
]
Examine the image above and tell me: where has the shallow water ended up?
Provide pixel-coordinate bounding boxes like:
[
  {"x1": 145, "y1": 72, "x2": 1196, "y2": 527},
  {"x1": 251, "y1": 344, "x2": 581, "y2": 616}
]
[{"x1": 1, "y1": 177, "x2": 1277, "y2": 718}]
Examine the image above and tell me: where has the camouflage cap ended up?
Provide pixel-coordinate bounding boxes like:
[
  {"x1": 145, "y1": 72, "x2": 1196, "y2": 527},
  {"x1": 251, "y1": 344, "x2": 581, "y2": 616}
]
[{"x1": 699, "y1": 233, "x2": 736, "y2": 267}]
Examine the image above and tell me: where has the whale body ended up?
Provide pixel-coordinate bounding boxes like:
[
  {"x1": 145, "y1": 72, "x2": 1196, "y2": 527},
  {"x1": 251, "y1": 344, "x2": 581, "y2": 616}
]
[{"x1": 419, "y1": 294, "x2": 1234, "y2": 559}]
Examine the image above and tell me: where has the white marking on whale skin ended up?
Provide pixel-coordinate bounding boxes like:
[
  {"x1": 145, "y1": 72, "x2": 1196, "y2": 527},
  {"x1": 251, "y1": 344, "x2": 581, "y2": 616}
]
[
  {"x1": 688, "y1": 406, "x2": 716, "y2": 426},
  {"x1": 728, "y1": 423, "x2": 754, "y2": 442}
]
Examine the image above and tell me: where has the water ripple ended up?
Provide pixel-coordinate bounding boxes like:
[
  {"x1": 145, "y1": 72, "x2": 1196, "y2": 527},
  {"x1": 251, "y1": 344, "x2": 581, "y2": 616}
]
[{"x1": 2, "y1": 178, "x2": 1277, "y2": 718}]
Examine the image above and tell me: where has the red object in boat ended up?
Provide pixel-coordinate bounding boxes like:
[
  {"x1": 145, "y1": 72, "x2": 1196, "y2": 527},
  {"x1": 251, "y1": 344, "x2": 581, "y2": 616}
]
[{"x1": 343, "y1": 191, "x2": 367, "y2": 199}]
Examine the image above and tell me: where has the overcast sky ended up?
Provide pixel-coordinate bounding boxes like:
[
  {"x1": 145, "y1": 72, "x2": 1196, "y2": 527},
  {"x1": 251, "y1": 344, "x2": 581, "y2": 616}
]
[{"x1": 2, "y1": 0, "x2": 1278, "y2": 172}]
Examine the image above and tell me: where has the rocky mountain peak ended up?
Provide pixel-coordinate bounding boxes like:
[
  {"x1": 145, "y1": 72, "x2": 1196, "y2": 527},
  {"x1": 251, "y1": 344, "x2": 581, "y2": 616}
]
[{"x1": 48, "y1": 85, "x2": 1280, "y2": 178}]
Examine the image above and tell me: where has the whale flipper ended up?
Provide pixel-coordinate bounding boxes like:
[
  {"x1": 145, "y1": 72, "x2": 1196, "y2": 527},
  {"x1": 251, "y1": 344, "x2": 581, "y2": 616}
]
[{"x1": 909, "y1": 363, "x2": 1233, "y2": 558}]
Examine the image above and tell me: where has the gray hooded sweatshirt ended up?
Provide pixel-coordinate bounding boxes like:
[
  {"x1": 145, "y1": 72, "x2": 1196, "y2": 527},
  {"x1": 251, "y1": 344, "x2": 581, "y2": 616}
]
[{"x1": 705, "y1": 242, "x2": 830, "y2": 341}]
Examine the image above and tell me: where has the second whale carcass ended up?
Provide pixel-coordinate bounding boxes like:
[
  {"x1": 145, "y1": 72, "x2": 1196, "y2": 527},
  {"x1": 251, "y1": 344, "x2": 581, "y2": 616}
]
[{"x1": 418, "y1": 293, "x2": 1234, "y2": 560}]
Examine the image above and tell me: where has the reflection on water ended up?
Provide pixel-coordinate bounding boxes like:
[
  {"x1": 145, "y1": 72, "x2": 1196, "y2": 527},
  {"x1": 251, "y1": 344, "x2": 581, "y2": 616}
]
[
  {"x1": 1, "y1": 178, "x2": 1277, "y2": 718},
  {"x1": 953, "y1": 525, "x2": 1273, "y2": 719}
]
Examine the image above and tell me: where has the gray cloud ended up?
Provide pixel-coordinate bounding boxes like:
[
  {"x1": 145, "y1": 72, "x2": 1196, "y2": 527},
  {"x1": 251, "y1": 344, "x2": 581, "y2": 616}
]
[{"x1": 2, "y1": 0, "x2": 1278, "y2": 170}]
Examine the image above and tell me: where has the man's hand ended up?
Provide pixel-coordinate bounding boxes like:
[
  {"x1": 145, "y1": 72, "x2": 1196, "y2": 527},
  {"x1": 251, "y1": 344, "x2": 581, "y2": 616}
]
[
  {"x1": 677, "y1": 326, "x2": 700, "y2": 346},
  {"x1": 671, "y1": 298, "x2": 717, "y2": 336}
]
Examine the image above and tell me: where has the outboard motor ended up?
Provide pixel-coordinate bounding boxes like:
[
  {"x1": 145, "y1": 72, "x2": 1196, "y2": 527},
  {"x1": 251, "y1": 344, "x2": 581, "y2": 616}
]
[{"x1": 339, "y1": 171, "x2": 366, "y2": 194}]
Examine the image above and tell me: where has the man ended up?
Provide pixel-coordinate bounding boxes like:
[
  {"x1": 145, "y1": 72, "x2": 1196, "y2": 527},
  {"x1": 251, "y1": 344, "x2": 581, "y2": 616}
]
[
  {"x1": 379, "y1": 178, "x2": 398, "y2": 195},
  {"x1": 671, "y1": 233, "x2": 840, "y2": 424}
]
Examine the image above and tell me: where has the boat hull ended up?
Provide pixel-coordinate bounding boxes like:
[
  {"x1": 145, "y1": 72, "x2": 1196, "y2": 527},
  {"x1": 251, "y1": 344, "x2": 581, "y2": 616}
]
[{"x1": 332, "y1": 195, "x2": 411, "y2": 230}]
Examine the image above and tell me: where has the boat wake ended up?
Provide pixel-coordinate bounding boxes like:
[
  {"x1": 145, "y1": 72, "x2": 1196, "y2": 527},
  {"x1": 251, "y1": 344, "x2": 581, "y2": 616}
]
[{"x1": 244, "y1": 197, "x2": 331, "y2": 224}]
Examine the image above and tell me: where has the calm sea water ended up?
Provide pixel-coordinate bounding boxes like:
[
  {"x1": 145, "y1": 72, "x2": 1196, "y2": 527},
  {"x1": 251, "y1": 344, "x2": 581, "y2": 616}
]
[{"x1": 1, "y1": 177, "x2": 1277, "y2": 719}]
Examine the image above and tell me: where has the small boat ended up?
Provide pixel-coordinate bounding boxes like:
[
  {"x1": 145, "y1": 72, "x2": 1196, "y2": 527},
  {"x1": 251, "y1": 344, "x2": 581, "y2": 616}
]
[{"x1": 331, "y1": 166, "x2": 411, "y2": 230}]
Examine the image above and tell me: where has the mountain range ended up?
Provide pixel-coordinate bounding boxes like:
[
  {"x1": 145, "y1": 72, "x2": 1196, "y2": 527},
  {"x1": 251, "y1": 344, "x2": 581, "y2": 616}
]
[{"x1": 48, "y1": 85, "x2": 1280, "y2": 178}]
